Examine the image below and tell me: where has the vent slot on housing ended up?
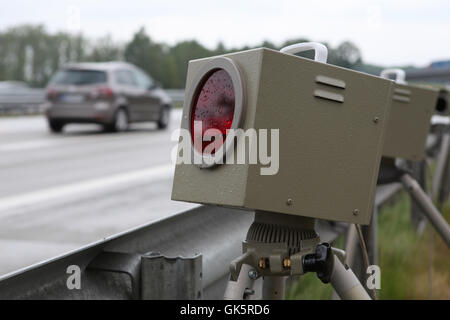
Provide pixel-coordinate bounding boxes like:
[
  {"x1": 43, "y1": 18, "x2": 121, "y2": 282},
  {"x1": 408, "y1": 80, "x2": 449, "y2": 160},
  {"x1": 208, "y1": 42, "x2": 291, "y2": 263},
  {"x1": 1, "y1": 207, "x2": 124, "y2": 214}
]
[{"x1": 314, "y1": 75, "x2": 346, "y2": 103}]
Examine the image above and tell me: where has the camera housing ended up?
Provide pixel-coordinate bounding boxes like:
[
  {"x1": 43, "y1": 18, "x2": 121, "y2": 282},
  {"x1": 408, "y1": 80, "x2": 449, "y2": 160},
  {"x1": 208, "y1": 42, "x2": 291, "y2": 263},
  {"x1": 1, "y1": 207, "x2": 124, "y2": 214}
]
[
  {"x1": 381, "y1": 82, "x2": 440, "y2": 161},
  {"x1": 172, "y1": 48, "x2": 393, "y2": 224}
]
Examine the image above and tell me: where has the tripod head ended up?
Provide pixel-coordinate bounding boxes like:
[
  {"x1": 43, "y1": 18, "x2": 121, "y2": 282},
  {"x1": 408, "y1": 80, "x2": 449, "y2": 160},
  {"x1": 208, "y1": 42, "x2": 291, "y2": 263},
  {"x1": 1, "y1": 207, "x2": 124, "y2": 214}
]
[
  {"x1": 229, "y1": 211, "x2": 319, "y2": 280},
  {"x1": 224, "y1": 209, "x2": 370, "y2": 300},
  {"x1": 228, "y1": 211, "x2": 335, "y2": 286}
]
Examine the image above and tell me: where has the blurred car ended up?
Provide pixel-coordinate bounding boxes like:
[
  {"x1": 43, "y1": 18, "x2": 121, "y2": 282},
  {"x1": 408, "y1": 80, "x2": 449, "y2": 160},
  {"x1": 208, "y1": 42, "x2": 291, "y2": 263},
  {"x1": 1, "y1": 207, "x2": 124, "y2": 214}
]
[{"x1": 45, "y1": 62, "x2": 172, "y2": 133}]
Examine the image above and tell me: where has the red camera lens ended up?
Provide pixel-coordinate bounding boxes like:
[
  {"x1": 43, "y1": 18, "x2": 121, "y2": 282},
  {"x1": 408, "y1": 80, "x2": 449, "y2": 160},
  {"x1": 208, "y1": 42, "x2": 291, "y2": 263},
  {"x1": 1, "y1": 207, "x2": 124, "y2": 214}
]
[{"x1": 191, "y1": 69, "x2": 235, "y2": 154}]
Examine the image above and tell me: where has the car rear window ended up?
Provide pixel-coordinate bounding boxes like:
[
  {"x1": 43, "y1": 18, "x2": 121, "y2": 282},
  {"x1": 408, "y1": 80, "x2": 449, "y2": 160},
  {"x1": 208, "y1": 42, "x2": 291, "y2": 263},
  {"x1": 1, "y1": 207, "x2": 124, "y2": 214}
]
[{"x1": 51, "y1": 69, "x2": 107, "y2": 85}]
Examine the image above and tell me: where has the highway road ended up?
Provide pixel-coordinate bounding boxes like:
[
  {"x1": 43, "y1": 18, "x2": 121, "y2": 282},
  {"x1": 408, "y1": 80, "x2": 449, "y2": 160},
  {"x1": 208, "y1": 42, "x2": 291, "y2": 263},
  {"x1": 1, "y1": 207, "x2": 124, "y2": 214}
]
[{"x1": 0, "y1": 110, "x2": 195, "y2": 276}]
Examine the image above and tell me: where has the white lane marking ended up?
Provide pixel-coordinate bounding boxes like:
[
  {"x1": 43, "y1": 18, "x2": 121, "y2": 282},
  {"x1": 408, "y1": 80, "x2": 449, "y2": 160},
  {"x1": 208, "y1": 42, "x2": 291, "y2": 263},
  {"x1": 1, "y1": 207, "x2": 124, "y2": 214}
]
[
  {"x1": 0, "y1": 140, "x2": 63, "y2": 152},
  {"x1": 0, "y1": 110, "x2": 184, "y2": 153},
  {"x1": 0, "y1": 164, "x2": 173, "y2": 214}
]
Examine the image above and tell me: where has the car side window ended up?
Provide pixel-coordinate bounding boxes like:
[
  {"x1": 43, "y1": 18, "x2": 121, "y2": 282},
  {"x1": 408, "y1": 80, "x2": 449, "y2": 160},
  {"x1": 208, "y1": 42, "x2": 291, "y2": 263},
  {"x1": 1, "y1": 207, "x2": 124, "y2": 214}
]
[
  {"x1": 115, "y1": 70, "x2": 138, "y2": 87},
  {"x1": 134, "y1": 70, "x2": 154, "y2": 90}
]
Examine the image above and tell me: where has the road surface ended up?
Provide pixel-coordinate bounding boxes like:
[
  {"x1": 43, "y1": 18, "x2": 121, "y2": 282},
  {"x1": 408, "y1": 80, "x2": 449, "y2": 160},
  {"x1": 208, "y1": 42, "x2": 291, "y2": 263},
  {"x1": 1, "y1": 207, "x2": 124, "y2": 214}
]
[{"x1": 0, "y1": 110, "x2": 195, "y2": 276}]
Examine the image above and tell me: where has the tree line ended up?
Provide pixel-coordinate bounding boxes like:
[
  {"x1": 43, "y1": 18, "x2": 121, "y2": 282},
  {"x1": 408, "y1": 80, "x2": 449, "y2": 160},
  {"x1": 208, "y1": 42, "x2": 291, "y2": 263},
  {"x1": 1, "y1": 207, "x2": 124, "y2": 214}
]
[{"x1": 0, "y1": 24, "x2": 382, "y2": 89}]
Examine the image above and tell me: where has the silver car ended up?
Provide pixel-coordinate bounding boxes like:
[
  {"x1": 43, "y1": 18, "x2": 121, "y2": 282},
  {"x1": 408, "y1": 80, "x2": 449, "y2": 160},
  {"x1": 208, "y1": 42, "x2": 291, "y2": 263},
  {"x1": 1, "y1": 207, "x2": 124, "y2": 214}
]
[{"x1": 45, "y1": 62, "x2": 172, "y2": 133}]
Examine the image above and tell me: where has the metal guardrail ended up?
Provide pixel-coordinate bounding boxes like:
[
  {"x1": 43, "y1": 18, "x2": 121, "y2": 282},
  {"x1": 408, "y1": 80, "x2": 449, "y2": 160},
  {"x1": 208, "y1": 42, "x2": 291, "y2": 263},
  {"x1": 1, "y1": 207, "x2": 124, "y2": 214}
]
[
  {"x1": 0, "y1": 88, "x2": 46, "y2": 115},
  {"x1": 0, "y1": 89, "x2": 185, "y2": 116},
  {"x1": 0, "y1": 182, "x2": 403, "y2": 300},
  {"x1": 165, "y1": 89, "x2": 185, "y2": 104},
  {"x1": 0, "y1": 205, "x2": 251, "y2": 299}
]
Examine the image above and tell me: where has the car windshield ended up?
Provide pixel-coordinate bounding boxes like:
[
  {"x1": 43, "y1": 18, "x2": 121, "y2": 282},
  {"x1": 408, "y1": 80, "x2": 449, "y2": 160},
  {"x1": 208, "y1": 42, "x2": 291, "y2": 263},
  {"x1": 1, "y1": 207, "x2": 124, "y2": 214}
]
[{"x1": 51, "y1": 69, "x2": 107, "y2": 85}]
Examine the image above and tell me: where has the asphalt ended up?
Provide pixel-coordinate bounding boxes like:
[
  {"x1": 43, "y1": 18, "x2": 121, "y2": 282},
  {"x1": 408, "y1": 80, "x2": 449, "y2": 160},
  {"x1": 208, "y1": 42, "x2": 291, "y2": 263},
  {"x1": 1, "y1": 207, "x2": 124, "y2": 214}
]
[{"x1": 0, "y1": 110, "x2": 195, "y2": 276}]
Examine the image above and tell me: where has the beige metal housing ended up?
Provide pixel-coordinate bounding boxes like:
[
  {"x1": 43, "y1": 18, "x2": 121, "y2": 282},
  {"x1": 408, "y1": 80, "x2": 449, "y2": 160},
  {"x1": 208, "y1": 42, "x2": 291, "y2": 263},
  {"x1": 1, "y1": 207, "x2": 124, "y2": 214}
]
[
  {"x1": 172, "y1": 48, "x2": 393, "y2": 225},
  {"x1": 382, "y1": 83, "x2": 439, "y2": 161}
]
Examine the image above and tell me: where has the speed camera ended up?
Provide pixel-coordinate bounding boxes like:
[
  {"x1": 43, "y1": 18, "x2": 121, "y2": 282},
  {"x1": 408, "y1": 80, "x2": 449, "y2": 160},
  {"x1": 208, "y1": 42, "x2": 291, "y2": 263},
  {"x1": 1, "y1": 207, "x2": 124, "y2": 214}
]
[
  {"x1": 172, "y1": 45, "x2": 394, "y2": 225},
  {"x1": 380, "y1": 69, "x2": 440, "y2": 161}
]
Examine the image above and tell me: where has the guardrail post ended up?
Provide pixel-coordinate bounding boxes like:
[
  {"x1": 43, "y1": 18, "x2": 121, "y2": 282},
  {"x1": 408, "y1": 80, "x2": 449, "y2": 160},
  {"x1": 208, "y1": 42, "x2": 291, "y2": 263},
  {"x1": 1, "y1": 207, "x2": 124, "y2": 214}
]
[{"x1": 141, "y1": 253, "x2": 202, "y2": 300}]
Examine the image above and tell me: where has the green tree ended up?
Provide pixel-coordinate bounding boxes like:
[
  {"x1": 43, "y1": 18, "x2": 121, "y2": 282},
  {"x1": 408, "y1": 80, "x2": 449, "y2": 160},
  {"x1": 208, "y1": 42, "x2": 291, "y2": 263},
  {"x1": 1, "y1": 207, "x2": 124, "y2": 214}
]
[
  {"x1": 167, "y1": 40, "x2": 213, "y2": 88},
  {"x1": 261, "y1": 40, "x2": 277, "y2": 50},
  {"x1": 124, "y1": 27, "x2": 167, "y2": 85},
  {"x1": 214, "y1": 41, "x2": 227, "y2": 55},
  {"x1": 86, "y1": 35, "x2": 122, "y2": 62},
  {"x1": 0, "y1": 25, "x2": 89, "y2": 87},
  {"x1": 0, "y1": 24, "x2": 378, "y2": 89},
  {"x1": 328, "y1": 41, "x2": 362, "y2": 69}
]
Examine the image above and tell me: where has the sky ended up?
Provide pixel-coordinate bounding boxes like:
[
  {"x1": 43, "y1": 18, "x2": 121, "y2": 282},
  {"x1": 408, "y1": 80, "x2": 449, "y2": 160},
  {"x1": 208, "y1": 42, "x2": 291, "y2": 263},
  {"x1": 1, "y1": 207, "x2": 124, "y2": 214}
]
[{"x1": 0, "y1": 0, "x2": 449, "y2": 67}]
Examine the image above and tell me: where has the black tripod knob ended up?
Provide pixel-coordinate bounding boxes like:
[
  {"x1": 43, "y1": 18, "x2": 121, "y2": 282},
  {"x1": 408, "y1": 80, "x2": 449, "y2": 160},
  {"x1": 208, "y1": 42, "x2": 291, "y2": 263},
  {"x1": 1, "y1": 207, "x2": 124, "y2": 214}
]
[{"x1": 303, "y1": 243, "x2": 334, "y2": 283}]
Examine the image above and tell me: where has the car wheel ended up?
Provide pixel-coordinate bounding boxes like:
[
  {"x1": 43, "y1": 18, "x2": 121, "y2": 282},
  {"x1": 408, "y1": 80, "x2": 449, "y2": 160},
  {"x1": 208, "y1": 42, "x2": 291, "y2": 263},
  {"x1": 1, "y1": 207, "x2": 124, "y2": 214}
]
[
  {"x1": 157, "y1": 105, "x2": 171, "y2": 129},
  {"x1": 48, "y1": 120, "x2": 64, "y2": 133},
  {"x1": 109, "y1": 108, "x2": 129, "y2": 132}
]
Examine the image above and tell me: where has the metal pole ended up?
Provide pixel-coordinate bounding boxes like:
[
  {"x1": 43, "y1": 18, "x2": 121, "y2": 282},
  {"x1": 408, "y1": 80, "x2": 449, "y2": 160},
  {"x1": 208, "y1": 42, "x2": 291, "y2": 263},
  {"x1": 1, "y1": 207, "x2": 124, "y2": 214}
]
[
  {"x1": 344, "y1": 224, "x2": 359, "y2": 269},
  {"x1": 401, "y1": 173, "x2": 450, "y2": 247},
  {"x1": 342, "y1": 208, "x2": 378, "y2": 287},
  {"x1": 262, "y1": 276, "x2": 286, "y2": 300},
  {"x1": 330, "y1": 255, "x2": 371, "y2": 300},
  {"x1": 368, "y1": 208, "x2": 378, "y2": 269},
  {"x1": 409, "y1": 160, "x2": 428, "y2": 232},
  {"x1": 432, "y1": 133, "x2": 450, "y2": 206},
  {"x1": 224, "y1": 264, "x2": 255, "y2": 300},
  {"x1": 331, "y1": 225, "x2": 359, "y2": 300}
]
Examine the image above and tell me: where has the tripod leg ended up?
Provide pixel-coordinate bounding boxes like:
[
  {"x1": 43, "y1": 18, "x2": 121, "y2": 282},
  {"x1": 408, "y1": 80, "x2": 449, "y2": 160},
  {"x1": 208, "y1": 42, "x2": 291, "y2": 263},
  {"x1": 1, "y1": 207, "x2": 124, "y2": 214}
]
[
  {"x1": 330, "y1": 255, "x2": 371, "y2": 300},
  {"x1": 401, "y1": 173, "x2": 450, "y2": 247},
  {"x1": 262, "y1": 276, "x2": 286, "y2": 300},
  {"x1": 367, "y1": 208, "x2": 379, "y2": 269},
  {"x1": 432, "y1": 133, "x2": 450, "y2": 207},
  {"x1": 224, "y1": 264, "x2": 255, "y2": 300},
  {"x1": 409, "y1": 160, "x2": 428, "y2": 232},
  {"x1": 331, "y1": 225, "x2": 359, "y2": 300},
  {"x1": 344, "y1": 224, "x2": 359, "y2": 268}
]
